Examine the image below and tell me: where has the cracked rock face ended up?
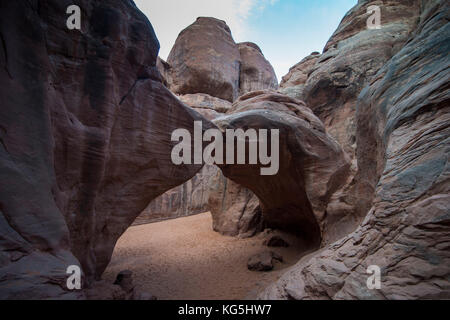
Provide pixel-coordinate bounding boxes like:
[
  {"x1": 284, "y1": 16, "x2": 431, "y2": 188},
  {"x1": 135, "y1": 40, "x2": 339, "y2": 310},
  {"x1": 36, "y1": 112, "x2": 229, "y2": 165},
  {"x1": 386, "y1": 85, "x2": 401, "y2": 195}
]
[
  {"x1": 0, "y1": 0, "x2": 213, "y2": 298},
  {"x1": 260, "y1": 0, "x2": 450, "y2": 300}
]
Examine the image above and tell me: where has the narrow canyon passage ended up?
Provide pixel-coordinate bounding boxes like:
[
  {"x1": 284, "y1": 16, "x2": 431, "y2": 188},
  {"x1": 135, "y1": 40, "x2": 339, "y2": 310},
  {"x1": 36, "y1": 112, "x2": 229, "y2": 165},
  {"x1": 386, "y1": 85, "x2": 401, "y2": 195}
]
[{"x1": 103, "y1": 213, "x2": 308, "y2": 300}]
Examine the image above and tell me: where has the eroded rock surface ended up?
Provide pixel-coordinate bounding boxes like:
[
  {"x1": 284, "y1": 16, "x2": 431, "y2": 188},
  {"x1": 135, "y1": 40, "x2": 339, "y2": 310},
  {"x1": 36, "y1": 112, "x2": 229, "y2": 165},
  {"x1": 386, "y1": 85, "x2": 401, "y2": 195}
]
[
  {"x1": 278, "y1": 0, "x2": 424, "y2": 245},
  {"x1": 166, "y1": 18, "x2": 277, "y2": 102},
  {"x1": 208, "y1": 170, "x2": 263, "y2": 238},
  {"x1": 167, "y1": 17, "x2": 241, "y2": 102},
  {"x1": 279, "y1": 52, "x2": 320, "y2": 100},
  {"x1": 248, "y1": 251, "x2": 283, "y2": 272},
  {"x1": 215, "y1": 91, "x2": 350, "y2": 247},
  {"x1": 261, "y1": 0, "x2": 450, "y2": 300},
  {"x1": 302, "y1": 0, "x2": 421, "y2": 158},
  {"x1": 238, "y1": 42, "x2": 278, "y2": 96},
  {"x1": 0, "y1": 0, "x2": 213, "y2": 298}
]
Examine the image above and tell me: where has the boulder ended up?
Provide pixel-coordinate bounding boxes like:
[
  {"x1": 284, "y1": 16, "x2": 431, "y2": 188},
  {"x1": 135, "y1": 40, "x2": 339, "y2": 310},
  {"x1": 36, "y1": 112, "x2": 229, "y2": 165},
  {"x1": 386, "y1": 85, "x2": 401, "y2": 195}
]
[
  {"x1": 166, "y1": 19, "x2": 278, "y2": 102},
  {"x1": 167, "y1": 17, "x2": 241, "y2": 102},
  {"x1": 248, "y1": 251, "x2": 283, "y2": 272},
  {"x1": 260, "y1": 0, "x2": 450, "y2": 299}
]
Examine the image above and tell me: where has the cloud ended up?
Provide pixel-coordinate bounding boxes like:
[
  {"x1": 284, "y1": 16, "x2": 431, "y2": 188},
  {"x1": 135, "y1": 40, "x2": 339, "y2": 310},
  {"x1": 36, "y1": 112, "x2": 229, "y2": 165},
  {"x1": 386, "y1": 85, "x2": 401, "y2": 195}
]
[{"x1": 133, "y1": 0, "x2": 276, "y2": 59}]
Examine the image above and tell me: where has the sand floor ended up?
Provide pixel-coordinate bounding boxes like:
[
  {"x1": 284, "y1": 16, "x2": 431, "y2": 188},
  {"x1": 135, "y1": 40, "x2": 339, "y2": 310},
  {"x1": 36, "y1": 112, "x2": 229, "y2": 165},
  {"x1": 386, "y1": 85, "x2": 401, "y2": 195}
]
[{"x1": 103, "y1": 212, "x2": 307, "y2": 300}]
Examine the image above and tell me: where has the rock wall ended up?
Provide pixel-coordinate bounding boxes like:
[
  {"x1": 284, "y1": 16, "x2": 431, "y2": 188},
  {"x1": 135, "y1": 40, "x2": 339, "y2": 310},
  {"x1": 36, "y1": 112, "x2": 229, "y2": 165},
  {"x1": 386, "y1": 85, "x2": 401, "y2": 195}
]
[
  {"x1": 278, "y1": 0, "x2": 424, "y2": 244},
  {"x1": 0, "y1": 0, "x2": 213, "y2": 298},
  {"x1": 214, "y1": 91, "x2": 350, "y2": 247},
  {"x1": 261, "y1": 0, "x2": 450, "y2": 299},
  {"x1": 238, "y1": 42, "x2": 278, "y2": 96}
]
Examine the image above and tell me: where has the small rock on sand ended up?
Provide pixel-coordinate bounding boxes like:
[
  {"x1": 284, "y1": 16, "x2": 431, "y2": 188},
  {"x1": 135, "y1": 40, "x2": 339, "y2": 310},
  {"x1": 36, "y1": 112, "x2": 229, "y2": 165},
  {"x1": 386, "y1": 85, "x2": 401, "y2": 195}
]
[{"x1": 247, "y1": 251, "x2": 283, "y2": 271}]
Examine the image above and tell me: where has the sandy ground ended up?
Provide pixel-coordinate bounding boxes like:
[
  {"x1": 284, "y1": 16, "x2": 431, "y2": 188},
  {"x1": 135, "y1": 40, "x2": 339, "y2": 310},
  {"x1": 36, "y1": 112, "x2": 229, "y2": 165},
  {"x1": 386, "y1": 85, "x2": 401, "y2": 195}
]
[{"x1": 103, "y1": 212, "x2": 307, "y2": 300}]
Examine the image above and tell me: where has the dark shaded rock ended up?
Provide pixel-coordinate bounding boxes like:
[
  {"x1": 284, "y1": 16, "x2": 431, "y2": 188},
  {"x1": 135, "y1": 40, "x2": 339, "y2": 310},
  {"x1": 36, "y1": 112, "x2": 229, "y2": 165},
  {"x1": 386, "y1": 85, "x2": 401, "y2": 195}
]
[
  {"x1": 114, "y1": 270, "x2": 134, "y2": 293},
  {"x1": 167, "y1": 17, "x2": 241, "y2": 102},
  {"x1": 264, "y1": 236, "x2": 289, "y2": 248},
  {"x1": 215, "y1": 90, "x2": 350, "y2": 247},
  {"x1": 261, "y1": 0, "x2": 450, "y2": 300}
]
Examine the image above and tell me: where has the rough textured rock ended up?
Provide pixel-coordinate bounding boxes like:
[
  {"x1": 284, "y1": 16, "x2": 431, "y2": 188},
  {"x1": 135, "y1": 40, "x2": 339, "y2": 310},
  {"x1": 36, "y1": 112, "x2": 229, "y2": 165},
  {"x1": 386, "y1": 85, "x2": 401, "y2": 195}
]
[
  {"x1": 279, "y1": 52, "x2": 321, "y2": 100},
  {"x1": 156, "y1": 57, "x2": 171, "y2": 88},
  {"x1": 208, "y1": 170, "x2": 263, "y2": 238},
  {"x1": 134, "y1": 93, "x2": 229, "y2": 225},
  {"x1": 238, "y1": 42, "x2": 278, "y2": 96},
  {"x1": 248, "y1": 251, "x2": 283, "y2": 272},
  {"x1": 167, "y1": 17, "x2": 241, "y2": 102},
  {"x1": 179, "y1": 93, "x2": 232, "y2": 114},
  {"x1": 278, "y1": 0, "x2": 424, "y2": 245},
  {"x1": 0, "y1": 0, "x2": 213, "y2": 298},
  {"x1": 260, "y1": 0, "x2": 450, "y2": 300},
  {"x1": 302, "y1": 0, "x2": 421, "y2": 159},
  {"x1": 166, "y1": 18, "x2": 278, "y2": 102},
  {"x1": 215, "y1": 91, "x2": 350, "y2": 246}
]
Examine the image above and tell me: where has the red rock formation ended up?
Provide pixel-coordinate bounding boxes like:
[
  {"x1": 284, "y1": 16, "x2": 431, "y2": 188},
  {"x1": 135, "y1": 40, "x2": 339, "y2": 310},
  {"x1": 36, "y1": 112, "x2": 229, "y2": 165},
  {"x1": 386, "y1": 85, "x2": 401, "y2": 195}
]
[
  {"x1": 214, "y1": 91, "x2": 350, "y2": 246},
  {"x1": 167, "y1": 17, "x2": 241, "y2": 102},
  {"x1": 302, "y1": 0, "x2": 420, "y2": 159},
  {"x1": 134, "y1": 93, "x2": 229, "y2": 225},
  {"x1": 279, "y1": 0, "x2": 424, "y2": 244},
  {"x1": 0, "y1": 0, "x2": 213, "y2": 298},
  {"x1": 166, "y1": 18, "x2": 278, "y2": 102},
  {"x1": 279, "y1": 52, "x2": 320, "y2": 100},
  {"x1": 208, "y1": 169, "x2": 263, "y2": 238},
  {"x1": 261, "y1": 0, "x2": 450, "y2": 299},
  {"x1": 238, "y1": 42, "x2": 278, "y2": 96}
]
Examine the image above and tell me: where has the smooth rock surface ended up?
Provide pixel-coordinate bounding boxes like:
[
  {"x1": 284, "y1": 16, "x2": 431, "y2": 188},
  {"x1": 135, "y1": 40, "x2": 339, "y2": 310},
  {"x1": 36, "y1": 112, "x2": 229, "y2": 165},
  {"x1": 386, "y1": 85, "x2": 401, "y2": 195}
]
[
  {"x1": 0, "y1": 0, "x2": 213, "y2": 298},
  {"x1": 167, "y1": 17, "x2": 241, "y2": 102},
  {"x1": 238, "y1": 42, "x2": 278, "y2": 96},
  {"x1": 248, "y1": 251, "x2": 283, "y2": 272},
  {"x1": 215, "y1": 90, "x2": 350, "y2": 246}
]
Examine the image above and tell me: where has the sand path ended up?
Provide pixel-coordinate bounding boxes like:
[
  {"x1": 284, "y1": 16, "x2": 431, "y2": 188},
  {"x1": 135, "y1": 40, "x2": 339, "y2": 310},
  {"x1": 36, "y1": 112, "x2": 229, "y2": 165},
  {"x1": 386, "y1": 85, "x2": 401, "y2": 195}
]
[{"x1": 103, "y1": 212, "x2": 306, "y2": 300}]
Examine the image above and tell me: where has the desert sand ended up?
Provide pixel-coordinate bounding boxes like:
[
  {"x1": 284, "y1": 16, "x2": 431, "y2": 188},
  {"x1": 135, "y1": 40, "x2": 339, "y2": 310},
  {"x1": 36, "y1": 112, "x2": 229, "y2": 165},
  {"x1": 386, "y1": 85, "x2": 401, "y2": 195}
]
[{"x1": 103, "y1": 212, "x2": 307, "y2": 300}]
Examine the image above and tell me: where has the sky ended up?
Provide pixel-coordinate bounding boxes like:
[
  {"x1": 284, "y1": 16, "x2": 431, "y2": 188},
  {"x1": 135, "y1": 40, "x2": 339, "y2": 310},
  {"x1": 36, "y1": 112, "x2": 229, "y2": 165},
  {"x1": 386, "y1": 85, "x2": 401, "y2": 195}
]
[{"x1": 134, "y1": 0, "x2": 357, "y2": 81}]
